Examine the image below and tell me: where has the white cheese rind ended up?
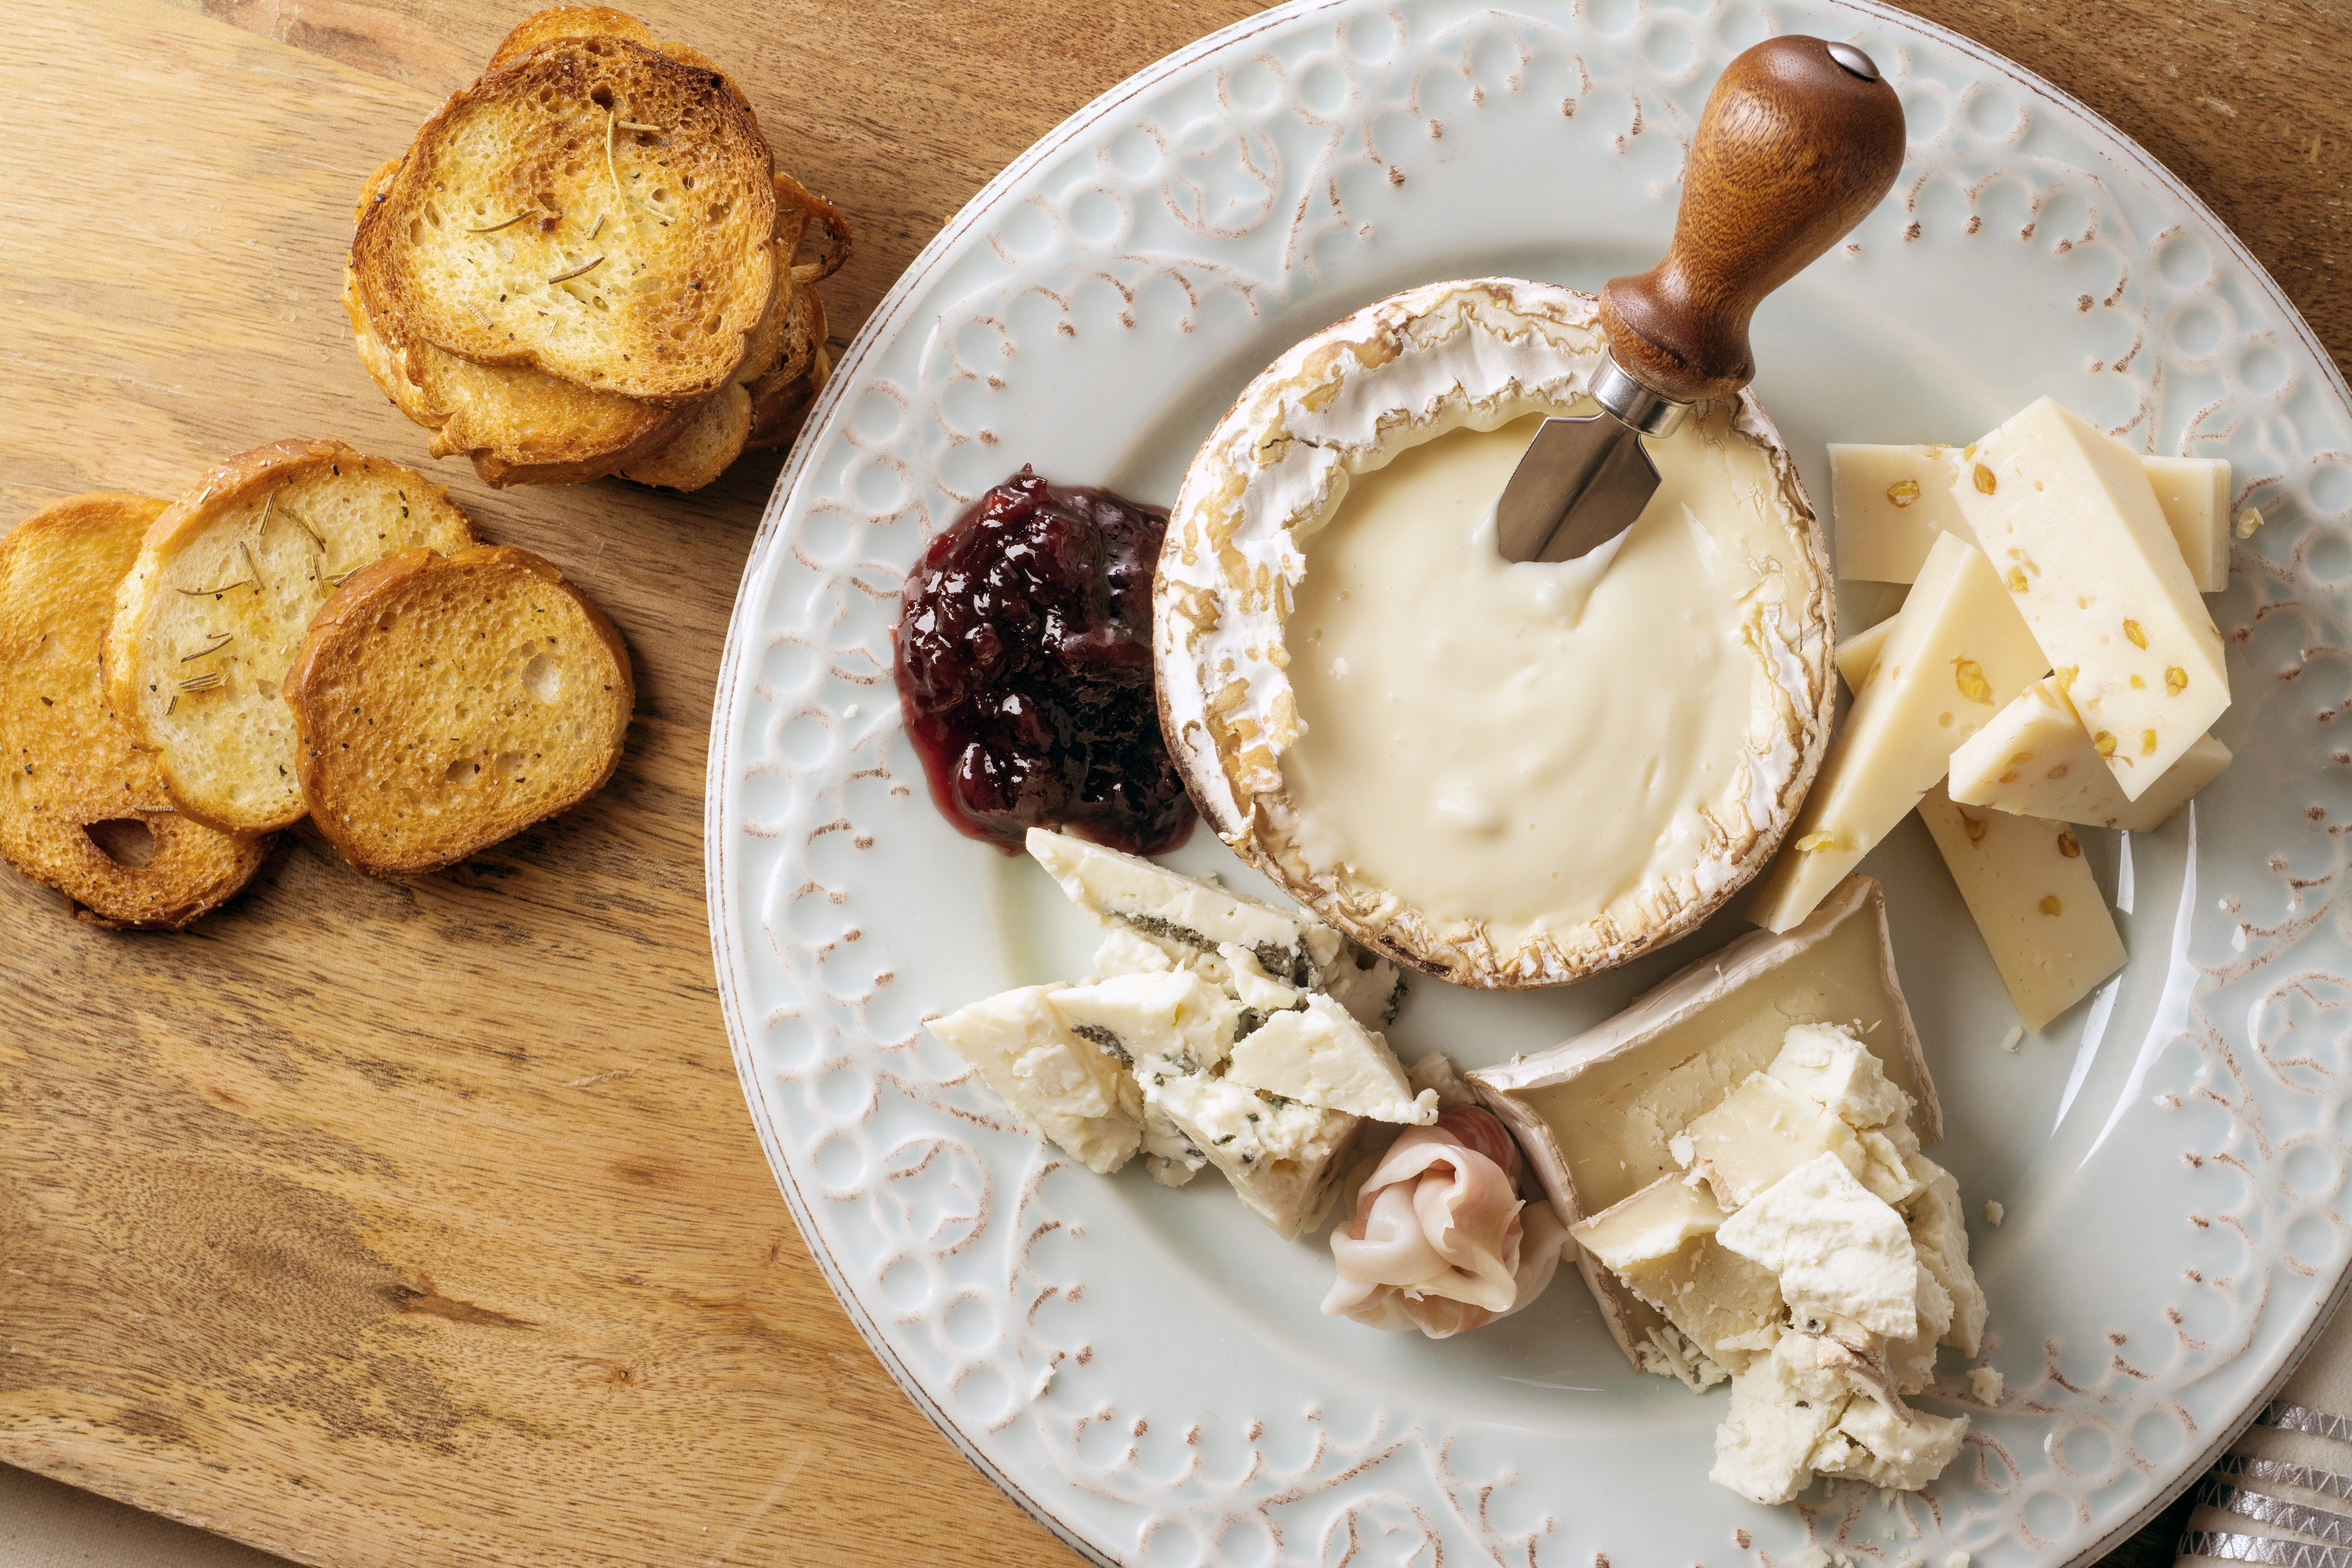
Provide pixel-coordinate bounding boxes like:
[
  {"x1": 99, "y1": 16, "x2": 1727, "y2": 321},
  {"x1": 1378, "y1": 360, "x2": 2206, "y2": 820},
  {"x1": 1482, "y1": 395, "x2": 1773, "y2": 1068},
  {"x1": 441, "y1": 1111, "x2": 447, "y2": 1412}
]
[
  {"x1": 1951, "y1": 397, "x2": 2230, "y2": 796},
  {"x1": 1748, "y1": 531, "x2": 2049, "y2": 932},
  {"x1": 926, "y1": 985, "x2": 1142, "y2": 1175},
  {"x1": 1832, "y1": 440, "x2": 2230, "y2": 593},
  {"x1": 1224, "y1": 994, "x2": 1435, "y2": 1123},
  {"x1": 1716, "y1": 1153, "x2": 1920, "y2": 1338},
  {"x1": 1917, "y1": 783, "x2": 2127, "y2": 1031},
  {"x1": 1947, "y1": 676, "x2": 2231, "y2": 833},
  {"x1": 1154, "y1": 278, "x2": 1833, "y2": 989}
]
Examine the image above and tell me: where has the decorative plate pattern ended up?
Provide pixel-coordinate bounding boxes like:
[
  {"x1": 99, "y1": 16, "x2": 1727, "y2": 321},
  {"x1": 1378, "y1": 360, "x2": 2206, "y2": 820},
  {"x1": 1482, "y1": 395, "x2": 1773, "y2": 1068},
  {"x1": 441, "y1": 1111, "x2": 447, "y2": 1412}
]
[{"x1": 705, "y1": 1, "x2": 2352, "y2": 1563}]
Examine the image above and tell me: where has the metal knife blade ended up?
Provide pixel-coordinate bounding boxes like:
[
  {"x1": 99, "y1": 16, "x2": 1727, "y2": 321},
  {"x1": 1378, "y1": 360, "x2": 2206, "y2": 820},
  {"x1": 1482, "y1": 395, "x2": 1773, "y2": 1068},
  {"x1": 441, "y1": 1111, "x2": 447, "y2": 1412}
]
[
  {"x1": 1495, "y1": 356, "x2": 1689, "y2": 564},
  {"x1": 1492, "y1": 413, "x2": 1661, "y2": 564}
]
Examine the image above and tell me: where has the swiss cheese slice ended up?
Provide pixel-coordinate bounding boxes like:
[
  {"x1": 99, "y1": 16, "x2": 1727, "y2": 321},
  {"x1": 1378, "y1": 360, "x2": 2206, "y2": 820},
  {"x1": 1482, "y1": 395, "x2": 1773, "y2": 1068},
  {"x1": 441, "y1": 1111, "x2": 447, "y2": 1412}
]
[
  {"x1": 1833, "y1": 440, "x2": 2231, "y2": 592},
  {"x1": 1950, "y1": 397, "x2": 2230, "y2": 797},
  {"x1": 1746, "y1": 532, "x2": 2047, "y2": 934},
  {"x1": 1947, "y1": 677, "x2": 2232, "y2": 833},
  {"x1": 1836, "y1": 614, "x2": 1897, "y2": 693},
  {"x1": 1917, "y1": 782, "x2": 2126, "y2": 1029}
]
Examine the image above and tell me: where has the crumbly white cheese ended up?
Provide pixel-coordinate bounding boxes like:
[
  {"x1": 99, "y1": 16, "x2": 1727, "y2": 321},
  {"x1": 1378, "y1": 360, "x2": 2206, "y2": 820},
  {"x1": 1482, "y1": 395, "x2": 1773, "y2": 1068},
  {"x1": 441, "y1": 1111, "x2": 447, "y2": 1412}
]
[
  {"x1": 1968, "y1": 1365, "x2": 2004, "y2": 1404},
  {"x1": 926, "y1": 985, "x2": 1142, "y2": 1175},
  {"x1": 1225, "y1": 994, "x2": 1434, "y2": 1124},
  {"x1": 1716, "y1": 1152, "x2": 1921, "y2": 1338},
  {"x1": 1769, "y1": 1022, "x2": 1915, "y2": 1132},
  {"x1": 1406, "y1": 1051, "x2": 1477, "y2": 1109},
  {"x1": 1812, "y1": 1394, "x2": 1970, "y2": 1490},
  {"x1": 1904, "y1": 1155, "x2": 1987, "y2": 1357},
  {"x1": 1708, "y1": 1328, "x2": 1970, "y2": 1505}
]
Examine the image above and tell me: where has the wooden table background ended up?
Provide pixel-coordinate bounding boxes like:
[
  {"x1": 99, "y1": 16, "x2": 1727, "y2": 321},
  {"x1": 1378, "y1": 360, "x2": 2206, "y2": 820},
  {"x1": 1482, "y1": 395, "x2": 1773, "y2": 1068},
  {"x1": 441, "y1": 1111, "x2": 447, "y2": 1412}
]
[{"x1": 0, "y1": 2, "x2": 2340, "y2": 1564}]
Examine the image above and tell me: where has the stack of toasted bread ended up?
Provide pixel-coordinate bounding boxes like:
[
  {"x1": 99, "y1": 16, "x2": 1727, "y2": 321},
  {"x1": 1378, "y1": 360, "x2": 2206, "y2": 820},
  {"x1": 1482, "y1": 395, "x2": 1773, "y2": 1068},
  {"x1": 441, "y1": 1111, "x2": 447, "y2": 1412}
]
[
  {"x1": 344, "y1": 6, "x2": 848, "y2": 490},
  {"x1": 1, "y1": 440, "x2": 633, "y2": 928}
]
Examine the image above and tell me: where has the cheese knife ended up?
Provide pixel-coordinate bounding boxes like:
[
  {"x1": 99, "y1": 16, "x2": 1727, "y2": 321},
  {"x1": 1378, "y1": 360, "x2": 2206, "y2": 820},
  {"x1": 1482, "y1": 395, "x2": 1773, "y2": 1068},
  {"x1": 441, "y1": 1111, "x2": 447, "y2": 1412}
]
[{"x1": 1496, "y1": 35, "x2": 1907, "y2": 564}]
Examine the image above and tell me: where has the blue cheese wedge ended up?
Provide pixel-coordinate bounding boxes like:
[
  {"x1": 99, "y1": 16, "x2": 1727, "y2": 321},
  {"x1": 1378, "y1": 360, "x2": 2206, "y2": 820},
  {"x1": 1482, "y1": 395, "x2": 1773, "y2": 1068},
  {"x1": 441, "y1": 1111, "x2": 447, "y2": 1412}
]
[
  {"x1": 1027, "y1": 828, "x2": 1405, "y2": 1027},
  {"x1": 926, "y1": 985, "x2": 1142, "y2": 1175},
  {"x1": 1225, "y1": 994, "x2": 1435, "y2": 1124},
  {"x1": 1051, "y1": 972, "x2": 1242, "y2": 1188},
  {"x1": 1145, "y1": 1071, "x2": 1360, "y2": 1238},
  {"x1": 1950, "y1": 397, "x2": 2230, "y2": 795}
]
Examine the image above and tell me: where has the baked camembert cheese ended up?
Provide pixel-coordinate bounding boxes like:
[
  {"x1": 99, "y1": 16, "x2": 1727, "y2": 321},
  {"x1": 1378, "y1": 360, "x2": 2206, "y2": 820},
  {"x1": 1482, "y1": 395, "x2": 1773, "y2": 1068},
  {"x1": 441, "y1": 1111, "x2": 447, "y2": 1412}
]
[{"x1": 1155, "y1": 278, "x2": 1835, "y2": 989}]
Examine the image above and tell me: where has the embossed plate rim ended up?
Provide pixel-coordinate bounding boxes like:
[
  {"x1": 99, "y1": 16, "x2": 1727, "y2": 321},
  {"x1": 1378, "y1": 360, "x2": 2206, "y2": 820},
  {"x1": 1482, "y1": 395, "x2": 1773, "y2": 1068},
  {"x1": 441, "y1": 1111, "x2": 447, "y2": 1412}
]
[{"x1": 706, "y1": 1, "x2": 2352, "y2": 1563}]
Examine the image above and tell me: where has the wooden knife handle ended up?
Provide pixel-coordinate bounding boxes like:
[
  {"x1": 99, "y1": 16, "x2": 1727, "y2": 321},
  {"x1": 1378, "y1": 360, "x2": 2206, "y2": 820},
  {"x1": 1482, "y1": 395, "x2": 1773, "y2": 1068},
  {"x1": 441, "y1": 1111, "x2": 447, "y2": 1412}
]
[{"x1": 1599, "y1": 35, "x2": 1905, "y2": 404}]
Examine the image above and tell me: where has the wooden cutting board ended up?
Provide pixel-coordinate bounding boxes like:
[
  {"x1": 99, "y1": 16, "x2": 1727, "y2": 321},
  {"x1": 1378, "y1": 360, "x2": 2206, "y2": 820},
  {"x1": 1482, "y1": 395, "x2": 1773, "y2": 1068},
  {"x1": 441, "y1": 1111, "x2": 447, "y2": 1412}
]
[{"x1": 0, "y1": 4, "x2": 2341, "y2": 1566}]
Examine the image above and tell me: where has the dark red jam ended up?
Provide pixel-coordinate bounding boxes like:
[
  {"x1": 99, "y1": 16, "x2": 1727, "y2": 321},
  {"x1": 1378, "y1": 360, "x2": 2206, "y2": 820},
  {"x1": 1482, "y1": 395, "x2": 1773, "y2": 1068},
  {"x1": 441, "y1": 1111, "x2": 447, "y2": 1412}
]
[{"x1": 893, "y1": 467, "x2": 1197, "y2": 855}]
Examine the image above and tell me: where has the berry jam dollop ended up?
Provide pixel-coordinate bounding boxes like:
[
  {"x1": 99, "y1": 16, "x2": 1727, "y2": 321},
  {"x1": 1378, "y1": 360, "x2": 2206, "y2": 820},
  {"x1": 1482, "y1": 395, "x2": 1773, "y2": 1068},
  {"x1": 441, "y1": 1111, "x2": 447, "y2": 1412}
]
[{"x1": 893, "y1": 467, "x2": 1197, "y2": 855}]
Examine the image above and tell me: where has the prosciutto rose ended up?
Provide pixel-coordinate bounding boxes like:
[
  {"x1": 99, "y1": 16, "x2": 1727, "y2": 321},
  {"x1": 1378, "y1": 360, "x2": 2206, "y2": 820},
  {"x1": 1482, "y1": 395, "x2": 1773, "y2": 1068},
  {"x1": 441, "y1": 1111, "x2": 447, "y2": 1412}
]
[{"x1": 1322, "y1": 1105, "x2": 1567, "y2": 1339}]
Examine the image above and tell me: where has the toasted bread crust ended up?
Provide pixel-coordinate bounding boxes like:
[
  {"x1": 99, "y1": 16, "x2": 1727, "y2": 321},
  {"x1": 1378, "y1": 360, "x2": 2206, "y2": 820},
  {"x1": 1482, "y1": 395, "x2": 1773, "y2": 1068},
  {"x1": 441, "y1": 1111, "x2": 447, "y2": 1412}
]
[
  {"x1": 1, "y1": 494, "x2": 270, "y2": 928},
  {"x1": 108, "y1": 440, "x2": 477, "y2": 833},
  {"x1": 746, "y1": 287, "x2": 829, "y2": 452},
  {"x1": 487, "y1": 6, "x2": 653, "y2": 69},
  {"x1": 351, "y1": 33, "x2": 776, "y2": 405},
  {"x1": 287, "y1": 546, "x2": 633, "y2": 877}
]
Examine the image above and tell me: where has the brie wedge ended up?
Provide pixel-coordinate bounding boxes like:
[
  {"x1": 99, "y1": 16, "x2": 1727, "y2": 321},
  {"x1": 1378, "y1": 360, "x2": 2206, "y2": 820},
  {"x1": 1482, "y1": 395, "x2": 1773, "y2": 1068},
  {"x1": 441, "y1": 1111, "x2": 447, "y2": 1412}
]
[
  {"x1": 1474, "y1": 876, "x2": 1940, "y2": 1373},
  {"x1": 1155, "y1": 278, "x2": 1833, "y2": 989}
]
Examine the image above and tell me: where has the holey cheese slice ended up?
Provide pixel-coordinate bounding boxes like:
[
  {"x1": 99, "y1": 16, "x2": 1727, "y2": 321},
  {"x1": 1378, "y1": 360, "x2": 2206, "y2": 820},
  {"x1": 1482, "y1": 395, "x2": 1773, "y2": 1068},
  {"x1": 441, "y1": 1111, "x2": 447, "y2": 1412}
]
[
  {"x1": 1154, "y1": 278, "x2": 1833, "y2": 990},
  {"x1": 1948, "y1": 676, "x2": 2232, "y2": 833},
  {"x1": 1951, "y1": 397, "x2": 2230, "y2": 795},
  {"x1": 1747, "y1": 531, "x2": 2047, "y2": 934},
  {"x1": 1918, "y1": 783, "x2": 2125, "y2": 1030},
  {"x1": 1832, "y1": 441, "x2": 2231, "y2": 592}
]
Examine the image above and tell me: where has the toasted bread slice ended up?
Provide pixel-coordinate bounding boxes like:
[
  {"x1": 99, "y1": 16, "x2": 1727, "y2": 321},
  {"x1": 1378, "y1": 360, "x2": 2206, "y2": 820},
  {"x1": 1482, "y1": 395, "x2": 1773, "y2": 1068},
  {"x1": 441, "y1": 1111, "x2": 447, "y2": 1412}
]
[
  {"x1": 286, "y1": 546, "x2": 632, "y2": 876},
  {"x1": 747, "y1": 284, "x2": 830, "y2": 451},
  {"x1": 345, "y1": 157, "x2": 693, "y2": 485},
  {"x1": 351, "y1": 32, "x2": 776, "y2": 405},
  {"x1": 619, "y1": 382, "x2": 753, "y2": 490},
  {"x1": 107, "y1": 441, "x2": 477, "y2": 833},
  {"x1": 487, "y1": 5, "x2": 653, "y2": 66},
  {"x1": 349, "y1": 156, "x2": 830, "y2": 488},
  {"x1": 0, "y1": 495, "x2": 269, "y2": 927}
]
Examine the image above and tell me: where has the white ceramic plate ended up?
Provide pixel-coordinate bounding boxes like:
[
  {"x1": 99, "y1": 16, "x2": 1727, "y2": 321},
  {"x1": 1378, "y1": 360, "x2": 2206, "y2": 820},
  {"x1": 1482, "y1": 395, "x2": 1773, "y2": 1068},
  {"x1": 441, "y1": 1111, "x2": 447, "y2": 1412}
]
[{"x1": 706, "y1": 2, "x2": 2352, "y2": 1562}]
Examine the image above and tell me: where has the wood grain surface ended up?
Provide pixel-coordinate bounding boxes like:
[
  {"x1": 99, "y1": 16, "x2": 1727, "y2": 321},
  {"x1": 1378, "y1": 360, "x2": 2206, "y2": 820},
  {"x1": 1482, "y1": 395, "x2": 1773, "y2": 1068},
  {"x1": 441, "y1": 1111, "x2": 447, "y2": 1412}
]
[{"x1": 0, "y1": 3, "x2": 2342, "y2": 1566}]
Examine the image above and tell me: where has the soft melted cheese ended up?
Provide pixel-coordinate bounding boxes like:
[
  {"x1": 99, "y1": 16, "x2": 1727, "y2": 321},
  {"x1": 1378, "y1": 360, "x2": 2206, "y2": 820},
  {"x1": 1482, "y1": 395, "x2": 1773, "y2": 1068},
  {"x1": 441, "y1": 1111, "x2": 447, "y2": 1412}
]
[{"x1": 1280, "y1": 407, "x2": 1796, "y2": 945}]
